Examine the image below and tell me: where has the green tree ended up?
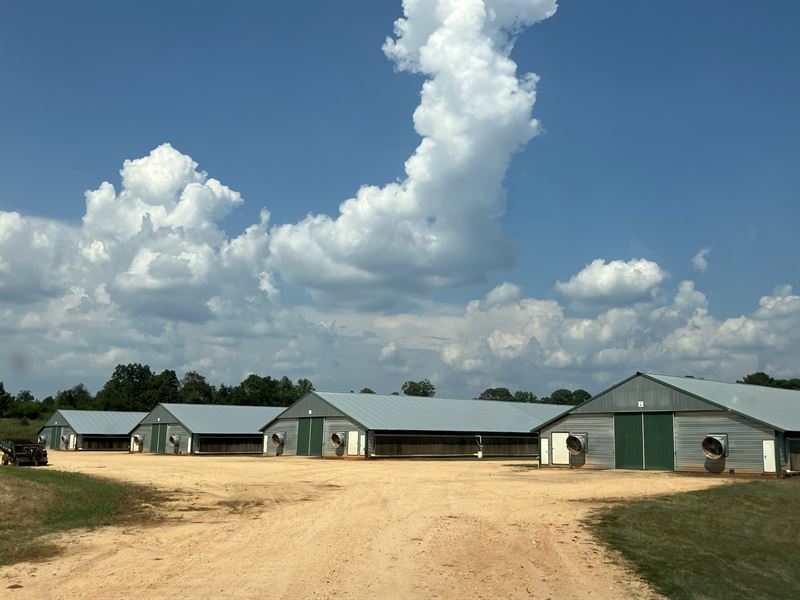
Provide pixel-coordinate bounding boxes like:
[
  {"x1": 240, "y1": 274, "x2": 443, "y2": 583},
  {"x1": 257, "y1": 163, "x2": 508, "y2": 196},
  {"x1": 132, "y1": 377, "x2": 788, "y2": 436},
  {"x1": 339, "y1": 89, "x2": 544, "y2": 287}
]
[
  {"x1": 296, "y1": 378, "x2": 314, "y2": 398},
  {"x1": 55, "y1": 384, "x2": 95, "y2": 410},
  {"x1": 214, "y1": 383, "x2": 234, "y2": 404},
  {"x1": 359, "y1": 387, "x2": 375, "y2": 394},
  {"x1": 96, "y1": 363, "x2": 157, "y2": 411},
  {"x1": 401, "y1": 379, "x2": 436, "y2": 397},
  {"x1": 180, "y1": 371, "x2": 215, "y2": 404},
  {"x1": 738, "y1": 372, "x2": 773, "y2": 387},
  {"x1": 572, "y1": 389, "x2": 592, "y2": 404},
  {"x1": 479, "y1": 387, "x2": 513, "y2": 401},
  {"x1": 738, "y1": 372, "x2": 800, "y2": 390},
  {"x1": 231, "y1": 374, "x2": 276, "y2": 406},
  {"x1": 9, "y1": 390, "x2": 40, "y2": 419},
  {"x1": 0, "y1": 381, "x2": 12, "y2": 417},
  {"x1": 512, "y1": 390, "x2": 539, "y2": 403},
  {"x1": 151, "y1": 369, "x2": 180, "y2": 404},
  {"x1": 542, "y1": 388, "x2": 589, "y2": 406}
]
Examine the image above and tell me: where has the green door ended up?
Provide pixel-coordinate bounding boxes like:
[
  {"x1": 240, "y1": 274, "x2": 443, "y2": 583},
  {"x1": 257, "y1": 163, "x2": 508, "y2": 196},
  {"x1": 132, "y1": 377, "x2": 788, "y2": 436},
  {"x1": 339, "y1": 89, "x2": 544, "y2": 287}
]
[
  {"x1": 614, "y1": 413, "x2": 643, "y2": 469},
  {"x1": 297, "y1": 418, "x2": 311, "y2": 456},
  {"x1": 50, "y1": 426, "x2": 62, "y2": 450},
  {"x1": 296, "y1": 418, "x2": 324, "y2": 456},
  {"x1": 150, "y1": 424, "x2": 168, "y2": 453},
  {"x1": 308, "y1": 418, "x2": 324, "y2": 456},
  {"x1": 643, "y1": 413, "x2": 674, "y2": 470}
]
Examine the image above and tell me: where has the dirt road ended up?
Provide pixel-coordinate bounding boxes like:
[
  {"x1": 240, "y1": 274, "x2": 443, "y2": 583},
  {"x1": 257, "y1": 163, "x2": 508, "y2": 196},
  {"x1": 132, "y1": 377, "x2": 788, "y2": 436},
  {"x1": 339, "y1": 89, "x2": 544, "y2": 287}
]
[{"x1": 1, "y1": 453, "x2": 725, "y2": 599}]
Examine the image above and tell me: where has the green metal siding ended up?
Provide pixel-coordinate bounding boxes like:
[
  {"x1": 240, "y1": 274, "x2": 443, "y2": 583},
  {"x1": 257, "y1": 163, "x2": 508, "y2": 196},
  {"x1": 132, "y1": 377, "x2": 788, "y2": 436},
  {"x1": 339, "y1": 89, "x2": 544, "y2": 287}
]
[
  {"x1": 614, "y1": 414, "x2": 644, "y2": 469},
  {"x1": 643, "y1": 413, "x2": 674, "y2": 470}
]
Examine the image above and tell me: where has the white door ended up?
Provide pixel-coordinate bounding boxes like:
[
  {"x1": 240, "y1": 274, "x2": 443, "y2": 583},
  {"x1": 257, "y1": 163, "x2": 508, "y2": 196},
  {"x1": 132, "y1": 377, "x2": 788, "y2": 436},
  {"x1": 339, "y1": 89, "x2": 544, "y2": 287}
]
[
  {"x1": 541, "y1": 438, "x2": 550, "y2": 465},
  {"x1": 347, "y1": 431, "x2": 359, "y2": 456},
  {"x1": 359, "y1": 433, "x2": 367, "y2": 456},
  {"x1": 763, "y1": 440, "x2": 776, "y2": 473},
  {"x1": 552, "y1": 432, "x2": 570, "y2": 465}
]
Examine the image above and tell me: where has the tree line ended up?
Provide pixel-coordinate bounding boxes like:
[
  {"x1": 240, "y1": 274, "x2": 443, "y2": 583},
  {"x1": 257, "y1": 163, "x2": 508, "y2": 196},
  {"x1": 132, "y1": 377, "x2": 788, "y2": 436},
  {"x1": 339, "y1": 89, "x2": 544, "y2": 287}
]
[
  {"x1": 0, "y1": 363, "x2": 314, "y2": 420},
  {"x1": 736, "y1": 372, "x2": 800, "y2": 390},
  {"x1": 383, "y1": 379, "x2": 592, "y2": 405}
]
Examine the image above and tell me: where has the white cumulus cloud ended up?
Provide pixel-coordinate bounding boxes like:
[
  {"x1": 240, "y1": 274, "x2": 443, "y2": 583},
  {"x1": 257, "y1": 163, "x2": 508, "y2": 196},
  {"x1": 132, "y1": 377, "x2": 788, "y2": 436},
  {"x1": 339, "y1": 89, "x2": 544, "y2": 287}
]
[
  {"x1": 268, "y1": 0, "x2": 558, "y2": 304},
  {"x1": 556, "y1": 258, "x2": 666, "y2": 305},
  {"x1": 692, "y1": 247, "x2": 711, "y2": 272}
]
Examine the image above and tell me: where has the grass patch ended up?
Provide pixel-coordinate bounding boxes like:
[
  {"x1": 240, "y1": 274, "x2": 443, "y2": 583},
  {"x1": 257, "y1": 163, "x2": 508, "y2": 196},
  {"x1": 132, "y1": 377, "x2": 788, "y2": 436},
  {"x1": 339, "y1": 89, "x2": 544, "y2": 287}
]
[
  {"x1": 0, "y1": 417, "x2": 48, "y2": 441},
  {"x1": 0, "y1": 467, "x2": 162, "y2": 565},
  {"x1": 592, "y1": 478, "x2": 800, "y2": 599}
]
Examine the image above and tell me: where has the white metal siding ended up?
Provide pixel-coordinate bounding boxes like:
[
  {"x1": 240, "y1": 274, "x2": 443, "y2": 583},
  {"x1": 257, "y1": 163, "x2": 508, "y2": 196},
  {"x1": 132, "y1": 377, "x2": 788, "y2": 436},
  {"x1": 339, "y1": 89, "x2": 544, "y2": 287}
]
[
  {"x1": 323, "y1": 417, "x2": 364, "y2": 458},
  {"x1": 130, "y1": 424, "x2": 150, "y2": 453},
  {"x1": 62, "y1": 427, "x2": 76, "y2": 450},
  {"x1": 542, "y1": 413, "x2": 615, "y2": 469},
  {"x1": 674, "y1": 411, "x2": 782, "y2": 474},
  {"x1": 167, "y1": 424, "x2": 191, "y2": 454},
  {"x1": 264, "y1": 419, "x2": 299, "y2": 456}
]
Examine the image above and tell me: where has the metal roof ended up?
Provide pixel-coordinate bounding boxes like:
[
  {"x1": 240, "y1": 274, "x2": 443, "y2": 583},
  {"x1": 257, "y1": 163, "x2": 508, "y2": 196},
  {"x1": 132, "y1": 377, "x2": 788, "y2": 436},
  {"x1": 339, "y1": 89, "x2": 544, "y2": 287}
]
[
  {"x1": 42, "y1": 410, "x2": 147, "y2": 435},
  {"x1": 644, "y1": 373, "x2": 800, "y2": 431},
  {"x1": 160, "y1": 403, "x2": 285, "y2": 434},
  {"x1": 273, "y1": 392, "x2": 569, "y2": 433}
]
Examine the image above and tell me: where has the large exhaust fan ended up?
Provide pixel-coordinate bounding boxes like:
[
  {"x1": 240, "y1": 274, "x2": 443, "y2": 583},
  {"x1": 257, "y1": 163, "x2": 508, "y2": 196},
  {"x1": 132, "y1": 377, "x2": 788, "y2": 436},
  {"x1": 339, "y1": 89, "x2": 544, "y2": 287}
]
[
  {"x1": 331, "y1": 432, "x2": 346, "y2": 448},
  {"x1": 271, "y1": 432, "x2": 285, "y2": 447},
  {"x1": 566, "y1": 433, "x2": 588, "y2": 456},
  {"x1": 701, "y1": 434, "x2": 728, "y2": 460}
]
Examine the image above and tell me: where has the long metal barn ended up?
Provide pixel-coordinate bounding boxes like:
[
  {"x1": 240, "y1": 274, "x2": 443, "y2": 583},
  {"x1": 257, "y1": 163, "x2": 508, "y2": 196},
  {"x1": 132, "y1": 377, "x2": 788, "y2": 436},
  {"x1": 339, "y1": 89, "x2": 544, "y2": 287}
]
[
  {"x1": 538, "y1": 372, "x2": 800, "y2": 476},
  {"x1": 38, "y1": 410, "x2": 147, "y2": 451},
  {"x1": 130, "y1": 403, "x2": 284, "y2": 455},
  {"x1": 261, "y1": 392, "x2": 568, "y2": 458}
]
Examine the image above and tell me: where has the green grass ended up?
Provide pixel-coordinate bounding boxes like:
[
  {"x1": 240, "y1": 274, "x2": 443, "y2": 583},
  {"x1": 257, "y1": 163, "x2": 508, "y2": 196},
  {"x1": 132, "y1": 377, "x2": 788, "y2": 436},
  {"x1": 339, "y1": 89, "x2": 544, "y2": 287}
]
[
  {"x1": 0, "y1": 416, "x2": 48, "y2": 441},
  {"x1": 0, "y1": 467, "x2": 162, "y2": 565},
  {"x1": 592, "y1": 478, "x2": 800, "y2": 600}
]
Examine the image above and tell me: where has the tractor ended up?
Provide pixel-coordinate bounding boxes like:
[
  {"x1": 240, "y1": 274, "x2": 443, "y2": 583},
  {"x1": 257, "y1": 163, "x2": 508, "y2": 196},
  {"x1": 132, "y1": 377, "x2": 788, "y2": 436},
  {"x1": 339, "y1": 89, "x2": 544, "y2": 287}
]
[{"x1": 0, "y1": 438, "x2": 49, "y2": 466}]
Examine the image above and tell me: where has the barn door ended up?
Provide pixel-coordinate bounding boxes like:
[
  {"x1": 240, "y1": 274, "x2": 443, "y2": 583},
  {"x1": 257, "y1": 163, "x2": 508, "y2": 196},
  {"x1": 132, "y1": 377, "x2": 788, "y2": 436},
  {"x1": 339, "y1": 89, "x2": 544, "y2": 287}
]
[
  {"x1": 614, "y1": 414, "x2": 644, "y2": 469},
  {"x1": 541, "y1": 437, "x2": 550, "y2": 465},
  {"x1": 551, "y1": 432, "x2": 570, "y2": 465},
  {"x1": 643, "y1": 413, "x2": 674, "y2": 470},
  {"x1": 297, "y1": 418, "x2": 311, "y2": 456},
  {"x1": 763, "y1": 440, "x2": 776, "y2": 473},
  {"x1": 308, "y1": 418, "x2": 324, "y2": 456},
  {"x1": 150, "y1": 424, "x2": 168, "y2": 453},
  {"x1": 50, "y1": 426, "x2": 62, "y2": 450}
]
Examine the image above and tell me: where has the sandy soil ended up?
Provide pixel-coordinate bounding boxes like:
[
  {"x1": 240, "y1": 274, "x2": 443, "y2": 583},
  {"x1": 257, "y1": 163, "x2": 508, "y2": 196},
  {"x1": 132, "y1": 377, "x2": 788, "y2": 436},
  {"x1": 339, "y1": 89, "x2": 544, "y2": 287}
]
[{"x1": 1, "y1": 453, "x2": 726, "y2": 599}]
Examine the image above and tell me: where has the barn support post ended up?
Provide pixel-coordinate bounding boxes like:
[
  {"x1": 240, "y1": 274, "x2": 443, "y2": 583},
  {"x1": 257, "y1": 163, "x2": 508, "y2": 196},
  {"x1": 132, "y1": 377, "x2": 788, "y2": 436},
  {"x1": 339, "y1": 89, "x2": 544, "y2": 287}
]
[{"x1": 775, "y1": 431, "x2": 783, "y2": 479}]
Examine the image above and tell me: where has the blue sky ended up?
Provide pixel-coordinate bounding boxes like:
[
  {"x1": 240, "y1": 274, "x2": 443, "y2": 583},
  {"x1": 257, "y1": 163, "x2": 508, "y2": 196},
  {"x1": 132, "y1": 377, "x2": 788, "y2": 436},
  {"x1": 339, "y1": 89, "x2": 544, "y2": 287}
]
[{"x1": 1, "y1": 1, "x2": 798, "y2": 397}]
